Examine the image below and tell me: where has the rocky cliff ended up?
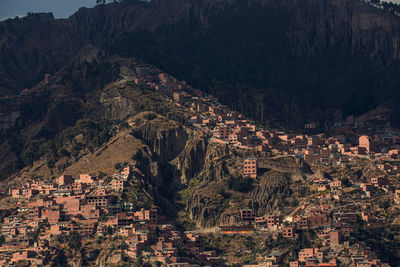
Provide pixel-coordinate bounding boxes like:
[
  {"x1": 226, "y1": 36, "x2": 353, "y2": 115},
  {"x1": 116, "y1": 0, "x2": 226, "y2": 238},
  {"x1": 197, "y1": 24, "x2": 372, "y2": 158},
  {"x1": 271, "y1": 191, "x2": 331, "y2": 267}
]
[
  {"x1": 173, "y1": 130, "x2": 208, "y2": 184},
  {"x1": 133, "y1": 117, "x2": 188, "y2": 163},
  {"x1": 176, "y1": 139, "x2": 311, "y2": 228}
]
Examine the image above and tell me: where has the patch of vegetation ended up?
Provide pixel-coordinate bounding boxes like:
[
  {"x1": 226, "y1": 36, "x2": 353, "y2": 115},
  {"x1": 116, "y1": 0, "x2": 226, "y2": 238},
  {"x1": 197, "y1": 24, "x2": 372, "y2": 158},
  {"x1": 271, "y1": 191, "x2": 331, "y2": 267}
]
[
  {"x1": 68, "y1": 231, "x2": 82, "y2": 251},
  {"x1": 121, "y1": 178, "x2": 153, "y2": 209},
  {"x1": 217, "y1": 187, "x2": 232, "y2": 199},
  {"x1": 351, "y1": 226, "x2": 400, "y2": 265},
  {"x1": 114, "y1": 161, "x2": 128, "y2": 171},
  {"x1": 228, "y1": 175, "x2": 253, "y2": 193},
  {"x1": 134, "y1": 118, "x2": 142, "y2": 125},
  {"x1": 20, "y1": 118, "x2": 118, "y2": 168},
  {"x1": 143, "y1": 112, "x2": 157, "y2": 121}
]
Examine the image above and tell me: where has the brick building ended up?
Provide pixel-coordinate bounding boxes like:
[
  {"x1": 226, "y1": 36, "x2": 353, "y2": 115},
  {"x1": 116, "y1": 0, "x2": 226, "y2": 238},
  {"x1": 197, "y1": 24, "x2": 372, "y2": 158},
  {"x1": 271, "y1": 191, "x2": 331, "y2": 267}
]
[{"x1": 243, "y1": 159, "x2": 258, "y2": 179}]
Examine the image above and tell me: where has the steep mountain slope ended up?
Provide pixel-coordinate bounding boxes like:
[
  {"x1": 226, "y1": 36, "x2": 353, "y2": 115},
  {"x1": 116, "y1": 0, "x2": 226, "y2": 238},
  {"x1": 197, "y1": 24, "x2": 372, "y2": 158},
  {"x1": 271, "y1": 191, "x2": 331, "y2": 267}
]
[
  {"x1": 0, "y1": 51, "x2": 308, "y2": 229},
  {"x1": 0, "y1": 13, "x2": 82, "y2": 95},
  {"x1": 1, "y1": 0, "x2": 400, "y2": 128},
  {"x1": 0, "y1": 42, "x2": 308, "y2": 227},
  {"x1": 2, "y1": 26, "x2": 400, "y2": 265},
  {"x1": 0, "y1": 49, "x2": 186, "y2": 179}
]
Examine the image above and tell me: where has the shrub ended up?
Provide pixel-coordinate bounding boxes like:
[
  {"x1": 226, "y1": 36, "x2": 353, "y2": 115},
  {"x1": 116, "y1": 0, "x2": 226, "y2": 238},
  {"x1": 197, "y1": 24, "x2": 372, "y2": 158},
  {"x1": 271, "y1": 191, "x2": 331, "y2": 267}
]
[
  {"x1": 67, "y1": 231, "x2": 81, "y2": 251},
  {"x1": 134, "y1": 118, "x2": 142, "y2": 125},
  {"x1": 114, "y1": 162, "x2": 123, "y2": 171},
  {"x1": 217, "y1": 187, "x2": 231, "y2": 199},
  {"x1": 143, "y1": 112, "x2": 157, "y2": 121},
  {"x1": 119, "y1": 120, "x2": 129, "y2": 129},
  {"x1": 228, "y1": 176, "x2": 253, "y2": 192}
]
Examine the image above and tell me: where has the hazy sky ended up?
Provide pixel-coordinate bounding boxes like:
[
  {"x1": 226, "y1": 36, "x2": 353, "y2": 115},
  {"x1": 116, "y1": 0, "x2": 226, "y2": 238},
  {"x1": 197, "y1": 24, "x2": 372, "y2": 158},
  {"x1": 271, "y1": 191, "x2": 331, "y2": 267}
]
[{"x1": 0, "y1": 0, "x2": 96, "y2": 21}]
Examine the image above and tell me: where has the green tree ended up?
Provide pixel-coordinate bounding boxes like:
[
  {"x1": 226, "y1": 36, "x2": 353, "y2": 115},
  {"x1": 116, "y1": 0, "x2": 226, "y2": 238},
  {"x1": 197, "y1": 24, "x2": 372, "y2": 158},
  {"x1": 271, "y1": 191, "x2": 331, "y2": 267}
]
[{"x1": 114, "y1": 162, "x2": 123, "y2": 171}]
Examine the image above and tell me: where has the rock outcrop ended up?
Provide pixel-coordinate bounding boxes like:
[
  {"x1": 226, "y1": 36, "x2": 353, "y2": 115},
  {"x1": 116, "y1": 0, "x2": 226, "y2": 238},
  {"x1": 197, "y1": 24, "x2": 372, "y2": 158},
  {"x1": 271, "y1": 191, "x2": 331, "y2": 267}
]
[
  {"x1": 180, "y1": 142, "x2": 310, "y2": 228},
  {"x1": 133, "y1": 116, "x2": 188, "y2": 163},
  {"x1": 201, "y1": 142, "x2": 232, "y2": 183},
  {"x1": 173, "y1": 130, "x2": 208, "y2": 183},
  {"x1": 187, "y1": 189, "x2": 242, "y2": 228}
]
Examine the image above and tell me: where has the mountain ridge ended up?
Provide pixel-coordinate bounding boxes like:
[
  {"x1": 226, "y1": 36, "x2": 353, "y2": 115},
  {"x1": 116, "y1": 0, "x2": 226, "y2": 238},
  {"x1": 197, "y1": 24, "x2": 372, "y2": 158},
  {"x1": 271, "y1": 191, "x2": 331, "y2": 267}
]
[
  {"x1": 1, "y1": 0, "x2": 400, "y2": 129},
  {"x1": 1, "y1": 30, "x2": 400, "y2": 265}
]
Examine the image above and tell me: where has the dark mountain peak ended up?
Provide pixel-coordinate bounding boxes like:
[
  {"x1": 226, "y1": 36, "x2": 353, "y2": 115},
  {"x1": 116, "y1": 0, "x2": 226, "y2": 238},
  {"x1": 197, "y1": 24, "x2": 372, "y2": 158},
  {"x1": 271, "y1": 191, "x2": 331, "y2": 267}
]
[{"x1": 1, "y1": 0, "x2": 400, "y2": 127}]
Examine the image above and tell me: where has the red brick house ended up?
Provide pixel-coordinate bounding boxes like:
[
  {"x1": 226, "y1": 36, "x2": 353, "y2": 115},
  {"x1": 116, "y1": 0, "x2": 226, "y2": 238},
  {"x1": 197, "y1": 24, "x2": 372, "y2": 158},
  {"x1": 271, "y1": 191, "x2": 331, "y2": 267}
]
[{"x1": 243, "y1": 159, "x2": 258, "y2": 179}]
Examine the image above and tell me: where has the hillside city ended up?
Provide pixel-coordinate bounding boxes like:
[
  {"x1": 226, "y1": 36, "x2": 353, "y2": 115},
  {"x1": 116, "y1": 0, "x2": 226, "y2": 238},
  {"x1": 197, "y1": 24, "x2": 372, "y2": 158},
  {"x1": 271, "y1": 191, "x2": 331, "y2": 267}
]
[{"x1": 1, "y1": 65, "x2": 400, "y2": 266}]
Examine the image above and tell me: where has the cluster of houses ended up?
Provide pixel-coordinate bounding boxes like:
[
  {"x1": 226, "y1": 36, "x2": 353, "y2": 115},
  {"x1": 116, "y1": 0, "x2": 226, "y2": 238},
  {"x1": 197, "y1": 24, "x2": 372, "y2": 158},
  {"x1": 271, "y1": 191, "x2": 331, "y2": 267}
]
[
  {"x1": 288, "y1": 243, "x2": 390, "y2": 267},
  {"x1": 132, "y1": 66, "x2": 399, "y2": 266},
  {"x1": 0, "y1": 166, "x2": 222, "y2": 266},
  {"x1": 182, "y1": 96, "x2": 400, "y2": 165},
  {"x1": 313, "y1": 174, "x2": 397, "y2": 198},
  {"x1": 237, "y1": 211, "x2": 391, "y2": 266},
  {"x1": 129, "y1": 64, "x2": 400, "y2": 168},
  {"x1": 243, "y1": 242, "x2": 390, "y2": 267},
  {"x1": 1, "y1": 66, "x2": 399, "y2": 266},
  {"x1": 233, "y1": 185, "x2": 393, "y2": 266}
]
